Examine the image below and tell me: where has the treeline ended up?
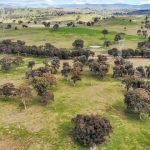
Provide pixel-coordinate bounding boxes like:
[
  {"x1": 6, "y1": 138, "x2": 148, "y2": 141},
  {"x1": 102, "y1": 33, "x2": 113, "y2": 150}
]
[
  {"x1": 108, "y1": 48, "x2": 150, "y2": 58},
  {"x1": 0, "y1": 40, "x2": 94, "y2": 59},
  {"x1": 108, "y1": 38, "x2": 150, "y2": 58}
]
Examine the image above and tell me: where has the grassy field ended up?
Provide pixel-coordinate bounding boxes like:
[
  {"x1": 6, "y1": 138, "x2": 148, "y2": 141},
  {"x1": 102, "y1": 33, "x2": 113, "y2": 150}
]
[
  {"x1": 0, "y1": 20, "x2": 150, "y2": 150},
  {"x1": 0, "y1": 54, "x2": 149, "y2": 150},
  {"x1": 0, "y1": 26, "x2": 146, "y2": 50},
  {"x1": 49, "y1": 14, "x2": 103, "y2": 22}
]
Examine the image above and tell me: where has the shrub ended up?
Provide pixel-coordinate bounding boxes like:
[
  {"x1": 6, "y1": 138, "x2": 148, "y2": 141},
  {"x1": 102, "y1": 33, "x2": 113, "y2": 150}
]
[
  {"x1": 61, "y1": 62, "x2": 71, "y2": 78},
  {"x1": 0, "y1": 83, "x2": 17, "y2": 98},
  {"x1": 32, "y1": 77, "x2": 49, "y2": 96},
  {"x1": 124, "y1": 88, "x2": 150, "y2": 119},
  {"x1": 0, "y1": 57, "x2": 13, "y2": 72},
  {"x1": 72, "y1": 114, "x2": 112, "y2": 147},
  {"x1": 97, "y1": 55, "x2": 107, "y2": 62},
  {"x1": 74, "y1": 55, "x2": 87, "y2": 65},
  {"x1": 43, "y1": 73, "x2": 57, "y2": 87},
  {"x1": 122, "y1": 76, "x2": 143, "y2": 91},
  {"x1": 71, "y1": 62, "x2": 83, "y2": 85},
  {"x1": 72, "y1": 39, "x2": 84, "y2": 49},
  {"x1": 53, "y1": 24, "x2": 59, "y2": 30},
  {"x1": 101, "y1": 29, "x2": 109, "y2": 38},
  {"x1": 51, "y1": 57, "x2": 60, "y2": 74}
]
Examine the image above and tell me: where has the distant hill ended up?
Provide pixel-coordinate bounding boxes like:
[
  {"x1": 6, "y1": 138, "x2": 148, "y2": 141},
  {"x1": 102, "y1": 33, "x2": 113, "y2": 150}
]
[
  {"x1": 1, "y1": 3, "x2": 150, "y2": 9},
  {"x1": 127, "y1": 9, "x2": 150, "y2": 15},
  {"x1": 58, "y1": 4, "x2": 150, "y2": 10}
]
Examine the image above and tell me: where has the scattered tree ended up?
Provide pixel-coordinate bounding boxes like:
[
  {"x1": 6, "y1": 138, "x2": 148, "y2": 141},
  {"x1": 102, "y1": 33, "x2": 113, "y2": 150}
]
[
  {"x1": 124, "y1": 88, "x2": 150, "y2": 119},
  {"x1": 72, "y1": 39, "x2": 84, "y2": 49},
  {"x1": 72, "y1": 114, "x2": 113, "y2": 147}
]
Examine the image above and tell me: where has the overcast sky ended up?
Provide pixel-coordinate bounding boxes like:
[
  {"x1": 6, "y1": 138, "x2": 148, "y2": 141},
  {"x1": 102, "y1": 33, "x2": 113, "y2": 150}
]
[{"x1": 2, "y1": 0, "x2": 150, "y2": 5}]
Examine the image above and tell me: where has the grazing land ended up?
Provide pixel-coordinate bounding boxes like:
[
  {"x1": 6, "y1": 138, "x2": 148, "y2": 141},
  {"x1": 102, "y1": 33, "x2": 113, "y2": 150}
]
[{"x1": 0, "y1": 8, "x2": 150, "y2": 150}]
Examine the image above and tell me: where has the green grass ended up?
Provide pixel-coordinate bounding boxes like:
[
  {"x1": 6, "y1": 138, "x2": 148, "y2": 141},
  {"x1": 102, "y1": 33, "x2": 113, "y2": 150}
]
[
  {"x1": 109, "y1": 18, "x2": 138, "y2": 26},
  {"x1": 0, "y1": 20, "x2": 149, "y2": 149},
  {"x1": 0, "y1": 27, "x2": 145, "y2": 51},
  {"x1": 0, "y1": 54, "x2": 149, "y2": 150}
]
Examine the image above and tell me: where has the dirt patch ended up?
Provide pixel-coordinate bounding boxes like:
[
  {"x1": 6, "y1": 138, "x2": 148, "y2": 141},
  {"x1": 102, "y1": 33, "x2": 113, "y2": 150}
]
[{"x1": 0, "y1": 139, "x2": 22, "y2": 150}]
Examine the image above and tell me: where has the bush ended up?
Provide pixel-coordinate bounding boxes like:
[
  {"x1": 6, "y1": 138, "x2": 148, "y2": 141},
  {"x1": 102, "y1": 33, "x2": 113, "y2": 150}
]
[
  {"x1": 122, "y1": 76, "x2": 144, "y2": 91},
  {"x1": 51, "y1": 57, "x2": 60, "y2": 74},
  {"x1": 71, "y1": 61, "x2": 83, "y2": 85},
  {"x1": 72, "y1": 39, "x2": 84, "y2": 49},
  {"x1": 74, "y1": 55, "x2": 87, "y2": 65},
  {"x1": 0, "y1": 83, "x2": 17, "y2": 98},
  {"x1": 72, "y1": 114, "x2": 112, "y2": 147},
  {"x1": 97, "y1": 55, "x2": 107, "y2": 62},
  {"x1": 124, "y1": 88, "x2": 150, "y2": 119},
  {"x1": 61, "y1": 62, "x2": 71, "y2": 78},
  {"x1": 32, "y1": 77, "x2": 49, "y2": 96},
  {"x1": 43, "y1": 73, "x2": 57, "y2": 87}
]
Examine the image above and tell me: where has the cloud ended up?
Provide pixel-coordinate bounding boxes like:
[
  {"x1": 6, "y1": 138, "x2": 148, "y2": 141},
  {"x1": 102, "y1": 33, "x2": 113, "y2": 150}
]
[
  {"x1": 2, "y1": 0, "x2": 150, "y2": 5},
  {"x1": 140, "y1": 0, "x2": 150, "y2": 4},
  {"x1": 74, "y1": 0, "x2": 98, "y2": 4},
  {"x1": 45, "y1": 0, "x2": 53, "y2": 4}
]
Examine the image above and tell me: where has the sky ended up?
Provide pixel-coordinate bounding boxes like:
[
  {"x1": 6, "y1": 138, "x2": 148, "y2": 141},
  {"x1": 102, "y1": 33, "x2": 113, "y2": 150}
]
[{"x1": 2, "y1": 0, "x2": 150, "y2": 5}]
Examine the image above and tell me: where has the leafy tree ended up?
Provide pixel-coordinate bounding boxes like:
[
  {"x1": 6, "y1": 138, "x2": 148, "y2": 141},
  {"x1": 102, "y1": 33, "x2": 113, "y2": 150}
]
[
  {"x1": 97, "y1": 55, "x2": 107, "y2": 62},
  {"x1": 124, "y1": 88, "x2": 150, "y2": 119},
  {"x1": 32, "y1": 77, "x2": 49, "y2": 96},
  {"x1": 122, "y1": 76, "x2": 144, "y2": 91},
  {"x1": 87, "y1": 22, "x2": 92, "y2": 26},
  {"x1": 18, "y1": 20, "x2": 23, "y2": 24},
  {"x1": 43, "y1": 22, "x2": 51, "y2": 28},
  {"x1": 108, "y1": 48, "x2": 119, "y2": 57},
  {"x1": 51, "y1": 57, "x2": 60, "y2": 74},
  {"x1": 113, "y1": 65, "x2": 126, "y2": 78},
  {"x1": 0, "y1": 83, "x2": 17, "y2": 99},
  {"x1": 114, "y1": 34, "x2": 122, "y2": 43},
  {"x1": 34, "y1": 21, "x2": 37, "y2": 24},
  {"x1": 136, "y1": 66, "x2": 145, "y2": 77},
  {"x1": 43, "y1": 73, "x2": 57, "y2": 87},
  {"x1": 88, "y1": 60, "x2": 109, "y2": 80},
  {"x1": 6, "y1": 24, "x2": 12, "y2": 29},
  {"x1": 71, "y1": 61, "x2": 83, "y2": 85},
  {"x1": 22, "y1": 25, "x2": 28, "y2": 28},
  {"x1": 53, "y1": 24, "x2": 59, "y2": 30},
  {"x1": 72, "y1": 114, "x2": 112, "y2": 147},
  {"x1": 72, "y1": 39, "x2": 84, "y2": 49},
  {"x1": 0, "y1": 57, "x2": 13, "y2": 72},
  {"x1": 104, "y1": 41, "x2": 112, "y2": 47},
  {"x1": 28, "y1": 61, "x2": 35, "y2": 70},
  {"x1": 74, "y1": 55, "x2": 87, "y2": 65},
  {"x1": 142, "y1": 30, "x2": 148, "y2": 38},
  {"x1": 61, "y1": 62, "x2": 71, "y2": 79},
  {"x1": 101, "y1": 29, "x2": 109, "y2": 39},
  {"x1": 137, "y1": 30, "x2": 142, "y2": 36}
]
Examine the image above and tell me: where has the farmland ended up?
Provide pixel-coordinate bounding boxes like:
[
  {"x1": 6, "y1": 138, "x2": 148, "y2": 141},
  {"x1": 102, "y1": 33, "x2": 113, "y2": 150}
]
[{"x1": 0, "y1": 8, "x2": 150, "y2": 150}]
